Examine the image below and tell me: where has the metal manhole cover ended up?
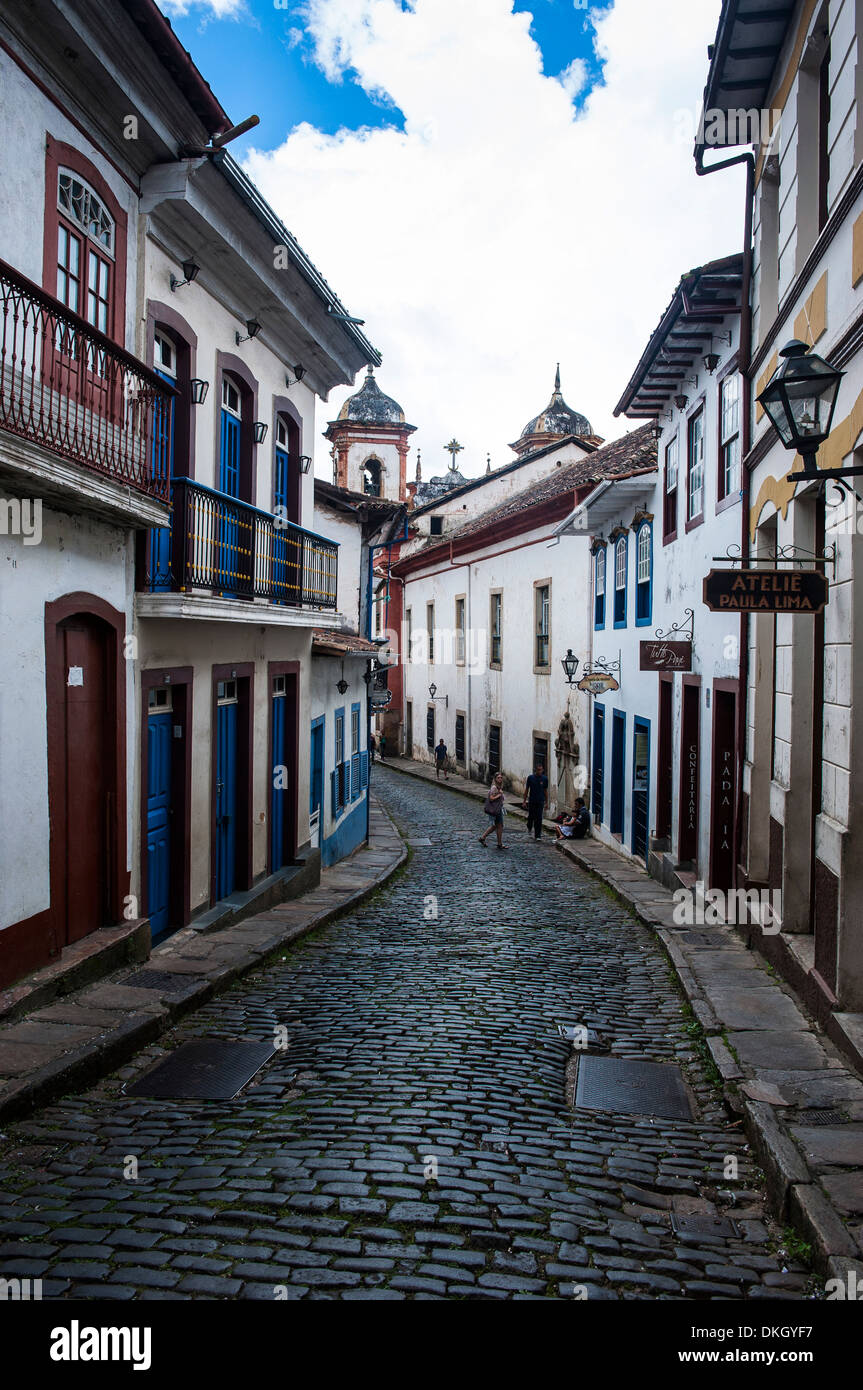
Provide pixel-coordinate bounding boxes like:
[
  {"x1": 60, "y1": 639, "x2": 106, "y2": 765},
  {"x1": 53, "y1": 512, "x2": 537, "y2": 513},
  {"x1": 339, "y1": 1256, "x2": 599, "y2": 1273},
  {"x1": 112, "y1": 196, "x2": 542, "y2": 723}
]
[
  {"x1": 803, "y1": 1108, "x2": 849, "y2": 1125},
  {"x1": 575, "y1": 1055, "x2": 695, "y2": 1121},
  {"x1": 124, "y1": 1040, "x2": 277, "y2": 1100},
  {"x1": 671, "y1": 1212, "x2": 738, "y2": 1239},
  {"x1": 123, "y1": 970, "x2": 193, "y2": 992}
]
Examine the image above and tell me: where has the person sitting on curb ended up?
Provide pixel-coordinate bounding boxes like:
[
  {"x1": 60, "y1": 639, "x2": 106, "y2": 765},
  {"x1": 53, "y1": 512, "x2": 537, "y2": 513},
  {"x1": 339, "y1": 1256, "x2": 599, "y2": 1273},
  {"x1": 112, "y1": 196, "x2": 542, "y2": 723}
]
[{"x1": 555, "y1": 797, "x2": 590, "y2": 840}]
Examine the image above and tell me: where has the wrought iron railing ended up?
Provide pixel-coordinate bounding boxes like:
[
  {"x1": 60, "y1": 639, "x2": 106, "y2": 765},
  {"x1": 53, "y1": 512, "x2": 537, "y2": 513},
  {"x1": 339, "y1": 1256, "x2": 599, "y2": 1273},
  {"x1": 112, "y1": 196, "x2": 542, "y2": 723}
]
[
  {"x1": 152, "y1": 477, "x2": 338, "y2": 608},
  {"x1": 0, "y1": 257, "x2": 173, "y2": 500}
]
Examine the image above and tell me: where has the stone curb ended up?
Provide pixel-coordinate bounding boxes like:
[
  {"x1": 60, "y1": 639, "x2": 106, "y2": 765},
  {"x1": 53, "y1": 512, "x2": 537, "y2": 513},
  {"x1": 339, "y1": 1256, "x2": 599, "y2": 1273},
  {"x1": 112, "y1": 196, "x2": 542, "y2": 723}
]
[
  {"x1": 385, "y1": 757, "x2": 863, "y2": 1279},
  {"x1": 0, "y1": 799, "x2": 407, "y2": 1127}
]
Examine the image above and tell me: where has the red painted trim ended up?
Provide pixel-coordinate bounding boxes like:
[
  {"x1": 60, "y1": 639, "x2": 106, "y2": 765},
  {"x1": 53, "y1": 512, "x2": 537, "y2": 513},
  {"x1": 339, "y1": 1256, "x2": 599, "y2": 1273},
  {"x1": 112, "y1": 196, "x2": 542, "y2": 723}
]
[
  {"x1": 210, "y1": 662, "x2": 255, "y2": 904},
  {"x1": 140, "y1": 667, "x2": 193, "y2": 932},
  {"x1": 216, "y1": 351, "x2": 259, "y2": 503},
  {"x1": 267, "y1": 660, "x2": 301, "y2": 872},
  {"x1": 43, "y1": 137, "x2": 128, "y2": 348},
  {"x1": 45, "y1": 592, "x2": 129, "y2": 949},
  {"x1": 0, "y1": 909, "x2": 57, "y2": 990},
  {"x1": 146, "y1": 299, "x2": 198, "y2": 479},
  {"x1": 271, "y1": 395, "x2": 303, "y2": 526}
]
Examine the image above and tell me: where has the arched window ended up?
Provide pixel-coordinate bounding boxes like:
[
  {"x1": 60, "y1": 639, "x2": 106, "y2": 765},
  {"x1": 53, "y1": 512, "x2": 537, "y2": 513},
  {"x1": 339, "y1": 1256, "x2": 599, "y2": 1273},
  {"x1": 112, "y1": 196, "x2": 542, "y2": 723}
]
[
  {"x1": 613, "y1": 535, "x2": 627, "y2": 627},
  {"x1": 594, "y1": 546, "x2": 606, "y2": 629},
  {"x1": 635, "y1": 522, "x2": 652, "y2": 626},
  {"x1": 56, "y1": 169, "x2": 115, "y2": 337},
  {"x1": 362, "y1": 457, "x2": 382, "y2": 496}
]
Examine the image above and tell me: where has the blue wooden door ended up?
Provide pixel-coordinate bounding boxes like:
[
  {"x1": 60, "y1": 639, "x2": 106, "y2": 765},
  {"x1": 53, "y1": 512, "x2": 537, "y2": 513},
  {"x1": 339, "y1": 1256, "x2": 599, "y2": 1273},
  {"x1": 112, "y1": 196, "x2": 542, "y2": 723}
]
[
  {"x1": 218, "y1": 408, "x2": 240, "y2": 591},
  {"x1": 271, "y1": 688, "x2": 288, "y2": 871},
  {"x1": 215, "y1": 699, "x2": 238, "y2": 899},
  {"x1": 146, "y1": 710, "x2": 172, "y2": 939},
  {"x1": 150, "y1": 369, "x2": 175, "y2": 591},
  {"x1": 610, "y1": 710, "x2": 626, "y2": 836},
  {"x1": 591, "y1": 703, "x2": 605, "y2": 826},
  {"x1": 310, "y1": 720, "x2": 324, "y2": 818}
]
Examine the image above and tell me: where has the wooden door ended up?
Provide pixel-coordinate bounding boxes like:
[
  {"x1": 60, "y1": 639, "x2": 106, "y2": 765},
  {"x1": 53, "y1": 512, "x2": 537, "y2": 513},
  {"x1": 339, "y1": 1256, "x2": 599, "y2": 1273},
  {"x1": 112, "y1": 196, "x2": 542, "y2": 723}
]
[
  {"x1": 146, "y1": 702, "x2": 172, "y2": 939},
  {"x1": 60, "y1": 616, "x2": 111, "y2": 944}
]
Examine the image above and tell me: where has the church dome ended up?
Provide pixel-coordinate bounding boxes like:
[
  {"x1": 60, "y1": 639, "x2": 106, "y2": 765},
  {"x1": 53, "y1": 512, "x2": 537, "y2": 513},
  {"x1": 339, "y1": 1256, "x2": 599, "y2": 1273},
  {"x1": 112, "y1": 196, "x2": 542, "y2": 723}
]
[
  {"x1": 519, "y1": 366, "x2": 592, "y2": 442},
  {"x1": 338, "y1": 367, "x2": 406, "y2": 425}
]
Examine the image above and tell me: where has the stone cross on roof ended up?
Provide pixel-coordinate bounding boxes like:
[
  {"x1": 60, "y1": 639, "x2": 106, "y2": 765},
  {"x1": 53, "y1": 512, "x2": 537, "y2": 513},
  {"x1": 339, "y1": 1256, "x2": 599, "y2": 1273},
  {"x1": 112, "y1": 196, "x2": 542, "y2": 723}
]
[{"x1": 444, "y1": 438, "x2": 464, "y2": 471}]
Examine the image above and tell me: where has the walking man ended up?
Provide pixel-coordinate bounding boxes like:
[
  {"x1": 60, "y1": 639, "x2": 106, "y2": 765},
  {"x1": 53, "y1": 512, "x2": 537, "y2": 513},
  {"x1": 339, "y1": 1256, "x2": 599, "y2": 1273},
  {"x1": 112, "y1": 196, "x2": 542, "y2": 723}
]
[
  {"x1": 435, "y1": 738, "x2": 449, "y2": 780},
  {"x1": 379, "y1": 731, "x2": 387, "y2": 760},
  {"x1": 522, "y1": 760, "x2": 548, "y2": 841}
]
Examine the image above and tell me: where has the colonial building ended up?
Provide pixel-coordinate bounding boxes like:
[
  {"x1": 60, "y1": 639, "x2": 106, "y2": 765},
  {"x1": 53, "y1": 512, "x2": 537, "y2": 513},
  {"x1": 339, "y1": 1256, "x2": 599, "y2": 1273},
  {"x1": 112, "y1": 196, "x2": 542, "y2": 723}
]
[
  {"x1": 697, "y1": 0, "x2": 863, "y2": 1045},
  {"x1": 391, "y1": 422, "x2": 655, "y2": 807},
  {"x1": 0, "y1": 0, "x2": 379, "y2": 987},
  {"x1": 557, "y1": 256, "x2": 745, "y2": 884}
]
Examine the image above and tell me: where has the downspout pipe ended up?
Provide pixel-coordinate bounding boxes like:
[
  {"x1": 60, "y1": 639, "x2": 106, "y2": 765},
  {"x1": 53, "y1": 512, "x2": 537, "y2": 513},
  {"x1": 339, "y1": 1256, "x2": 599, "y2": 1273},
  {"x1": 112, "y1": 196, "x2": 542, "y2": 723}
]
[{"x1": 696, "y1": 143, "x2": 756, "y2": 888}]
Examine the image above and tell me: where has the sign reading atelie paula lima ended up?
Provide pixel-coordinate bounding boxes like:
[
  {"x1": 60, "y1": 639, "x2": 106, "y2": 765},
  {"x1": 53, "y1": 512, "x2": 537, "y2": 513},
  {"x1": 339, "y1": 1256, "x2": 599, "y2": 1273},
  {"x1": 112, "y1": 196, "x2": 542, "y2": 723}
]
[{"x1": 702, "y1": 568, "x2": 828, "y2": 614}]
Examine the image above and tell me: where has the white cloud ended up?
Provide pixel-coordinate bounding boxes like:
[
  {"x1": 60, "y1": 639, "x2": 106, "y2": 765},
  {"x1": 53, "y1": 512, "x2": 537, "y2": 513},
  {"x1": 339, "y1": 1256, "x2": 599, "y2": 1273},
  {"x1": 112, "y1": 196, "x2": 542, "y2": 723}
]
[
  {"x1": 241, "y1": 0, "x2": 743, "y2": 478},
  {"x1": 160, "y1": 0, "x2": 246, "y2": 17},
  {"x1": 557, "y1": 57, "x2": 588, "y2": 102}
]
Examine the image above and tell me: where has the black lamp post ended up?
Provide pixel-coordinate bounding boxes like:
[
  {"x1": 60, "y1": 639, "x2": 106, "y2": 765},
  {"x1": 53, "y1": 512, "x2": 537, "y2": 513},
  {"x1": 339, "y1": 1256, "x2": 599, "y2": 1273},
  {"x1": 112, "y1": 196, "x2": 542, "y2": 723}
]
[
  {"x1": 561, "y1": 650, "x2": 580, "y2": 686},
  {"x1": 757, "y1": 340, "x2": 848, "y2": 481}
]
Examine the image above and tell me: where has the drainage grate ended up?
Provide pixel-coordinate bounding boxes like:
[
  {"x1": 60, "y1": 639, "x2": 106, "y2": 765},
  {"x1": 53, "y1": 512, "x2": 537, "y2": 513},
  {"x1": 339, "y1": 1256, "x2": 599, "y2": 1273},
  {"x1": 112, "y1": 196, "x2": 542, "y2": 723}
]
[
  {"x1": 123, "y1": 970, "x2": 194, "y2": 993},
  {"x1": 802, "y1": 1108, "x2": 849, "y2": 1126},
  {"x1": 671, "y1": 1212, "x2": 739, "y2": 1239},
  {"x1": 124, "y1": 1040, "x2": 277, "y2": 1100},
  {"x1": 575, "y1": 1055, "x2": 695, "y2": 1121}
]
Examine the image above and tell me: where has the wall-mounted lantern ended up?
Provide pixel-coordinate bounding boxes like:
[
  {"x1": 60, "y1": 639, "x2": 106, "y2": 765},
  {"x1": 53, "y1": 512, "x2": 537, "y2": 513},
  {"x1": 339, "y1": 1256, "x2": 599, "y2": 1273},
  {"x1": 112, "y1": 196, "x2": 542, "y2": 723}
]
[
  {"x1": 253, "y1": 421, "x2": 268, "y2": 444},
  {"x1": 561, "y1": 649, "x2": 580, "y2": 686},
  {"x1": 170, "y1": 259, "x2": 200, "y2": 292},
  {"x1": 235, "y1": 318, "x2": 262, "y2": 345},
  {"x1": 190, "y1": 378, "x2": 209, "y2": 404},
  {"x1": 757, "y1": 340, "x2": 849, "y2": 481}
]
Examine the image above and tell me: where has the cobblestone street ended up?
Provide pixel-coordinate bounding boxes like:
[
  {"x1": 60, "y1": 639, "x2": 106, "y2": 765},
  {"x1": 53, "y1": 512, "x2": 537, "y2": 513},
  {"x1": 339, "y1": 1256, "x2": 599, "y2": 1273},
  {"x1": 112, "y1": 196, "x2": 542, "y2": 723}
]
[{"x1": 0, "y1": 769, "x2": 808, "y2": 1301}]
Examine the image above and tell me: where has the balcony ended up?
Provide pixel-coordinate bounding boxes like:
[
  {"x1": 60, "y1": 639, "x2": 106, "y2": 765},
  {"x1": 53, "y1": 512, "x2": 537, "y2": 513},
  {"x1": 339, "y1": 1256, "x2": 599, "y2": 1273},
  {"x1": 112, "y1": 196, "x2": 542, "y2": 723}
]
[
  {"x1": 139, "y1": 476, "x2": 338, "y2": 621},
  {"x1": 0, "y1": 258, "x2": 172, "y2": 525}
]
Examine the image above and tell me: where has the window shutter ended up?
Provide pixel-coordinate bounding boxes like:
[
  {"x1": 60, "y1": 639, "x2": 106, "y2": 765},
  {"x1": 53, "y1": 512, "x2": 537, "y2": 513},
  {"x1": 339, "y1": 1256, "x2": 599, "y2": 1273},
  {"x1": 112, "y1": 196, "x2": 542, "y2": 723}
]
[
  {"x1": 360, "y1": 750, "x2": 369, "y2": 789},
  {"x1": 331, "y1": 767, "x2": 339, "y2": 816},
  {"x1": 351, "y1": 752, "x2": 360, "y2": 800}
]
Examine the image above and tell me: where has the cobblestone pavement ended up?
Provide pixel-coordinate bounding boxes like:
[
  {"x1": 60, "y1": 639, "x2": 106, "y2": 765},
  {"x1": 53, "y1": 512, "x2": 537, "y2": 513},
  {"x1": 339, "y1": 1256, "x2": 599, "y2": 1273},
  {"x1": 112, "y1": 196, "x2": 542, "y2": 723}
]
[{"x1": 0, "y1": 769, "x2": 812, "y2": 1300}]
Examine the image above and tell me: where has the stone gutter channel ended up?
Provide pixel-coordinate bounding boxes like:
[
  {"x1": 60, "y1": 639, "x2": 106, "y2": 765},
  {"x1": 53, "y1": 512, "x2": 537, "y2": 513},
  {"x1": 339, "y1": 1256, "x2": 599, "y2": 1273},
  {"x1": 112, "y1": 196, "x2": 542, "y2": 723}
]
[
  {"x1": 380, "y1": 755, "x2": 863, "y2": 1287},
  {"x1": 0, "y1": 798, "x2": 406, "y2": 1128}
]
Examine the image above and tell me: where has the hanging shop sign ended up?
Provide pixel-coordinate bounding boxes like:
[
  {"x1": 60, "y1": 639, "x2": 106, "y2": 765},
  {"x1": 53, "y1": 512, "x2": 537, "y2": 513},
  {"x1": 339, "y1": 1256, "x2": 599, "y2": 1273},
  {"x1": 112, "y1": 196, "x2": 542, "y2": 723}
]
[
  {"x1": 702, "y1": 568, "x2": 828, "y2": 614},
  {"x1": 577, "y1": 672, "x2": 620, "y2": 696},
  {"x1": 369, "y1": 689, "x2": 392, "y2": 708},
  {"x1": 639, "y1": 640, "x2": 692, "y2": 671}
]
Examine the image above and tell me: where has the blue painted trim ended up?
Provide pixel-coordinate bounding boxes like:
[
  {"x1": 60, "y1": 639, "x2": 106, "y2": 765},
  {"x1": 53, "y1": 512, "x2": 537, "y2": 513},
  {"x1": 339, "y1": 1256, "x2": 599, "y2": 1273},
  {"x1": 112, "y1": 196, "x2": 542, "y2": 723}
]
[
  {"x1": 634, "y1": 521, "x2": 653, "y2": 627},
  {"x1": 321, "y1": 795, "x2": 367, "y2": 867},
  {"x1": 610, "y1": 708, "x2": 626, "y2": 835},
  {"x1": 613, "y1": 534, "x2": 628, "y2": 629}
]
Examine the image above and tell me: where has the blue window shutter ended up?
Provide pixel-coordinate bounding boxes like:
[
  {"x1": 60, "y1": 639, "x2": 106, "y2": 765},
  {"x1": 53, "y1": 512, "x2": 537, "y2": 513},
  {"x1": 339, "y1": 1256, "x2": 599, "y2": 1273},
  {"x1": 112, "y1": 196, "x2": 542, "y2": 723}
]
[
  {"x1": 360, "y1": 751, "x2": 369, "y2": 790},
  {"x1": 331, "y1": 767, "x2": 339, "y2": 816},
  {"x1": 351, "y1": 752, "x2": 360, "y2": 800}
]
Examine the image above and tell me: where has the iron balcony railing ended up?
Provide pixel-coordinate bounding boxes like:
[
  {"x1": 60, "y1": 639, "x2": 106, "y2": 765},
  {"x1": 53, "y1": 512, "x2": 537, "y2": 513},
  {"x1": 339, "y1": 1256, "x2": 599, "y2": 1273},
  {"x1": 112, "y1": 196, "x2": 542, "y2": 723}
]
[
  {"x1": 151, "y1": 476, "x2": 338, "y2": 609},
  {"x1": 0, "y1": 257, "x2": 173, "y2": 500}
]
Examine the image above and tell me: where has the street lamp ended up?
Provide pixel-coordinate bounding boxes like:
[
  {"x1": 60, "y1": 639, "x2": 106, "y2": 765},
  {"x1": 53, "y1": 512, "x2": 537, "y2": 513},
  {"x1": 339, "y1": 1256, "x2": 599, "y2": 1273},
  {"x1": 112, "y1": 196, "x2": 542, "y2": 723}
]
[
  {"x1": 561, "y1": 650, "x2": 580, "y2": 685},
  {"x1": 757, "y1": 339, "x2": 846, "y2": 481}
]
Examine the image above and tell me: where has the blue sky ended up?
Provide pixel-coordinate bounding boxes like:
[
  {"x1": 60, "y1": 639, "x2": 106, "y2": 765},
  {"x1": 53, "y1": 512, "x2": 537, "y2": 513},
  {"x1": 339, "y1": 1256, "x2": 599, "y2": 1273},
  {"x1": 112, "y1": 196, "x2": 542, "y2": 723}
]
[{"x1": 161, "y1": 1, "x2": 607, "y2": 148}]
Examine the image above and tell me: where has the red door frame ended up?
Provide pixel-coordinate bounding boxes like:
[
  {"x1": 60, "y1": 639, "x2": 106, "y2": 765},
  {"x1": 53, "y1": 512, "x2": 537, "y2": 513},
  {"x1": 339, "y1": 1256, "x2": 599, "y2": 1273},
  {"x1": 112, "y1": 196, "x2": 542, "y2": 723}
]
[
  {"x1": 708, "y1": 678, "x2": 740, "y2": 891},
  {"x1": 678, "y1": 674, "x2": 701, "y2": 866},
  {"x1": 656, "y1": 673, "x2": 674, "y2": 841},
  {"x1": 140, "y1": 667, "x2": 193, "y2": 931},
  {"x1": 210, "y1": 662, "x2": 255, "y2": 904},
  {"x1": 45, "y1": 592, "x2": 129, "y2": 945}
]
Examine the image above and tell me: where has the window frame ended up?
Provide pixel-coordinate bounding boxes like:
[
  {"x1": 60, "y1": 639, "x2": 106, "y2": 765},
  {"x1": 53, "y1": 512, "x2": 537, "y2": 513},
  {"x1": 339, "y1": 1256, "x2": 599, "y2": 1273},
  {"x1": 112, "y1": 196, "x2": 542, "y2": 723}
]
[
  {"x1": 686, "y1": 405, "x2": 706, "y2": 530},
  {"x1": 534, "y1": 579, "x2": 551, "y2": 673},
  {"x1": 455, "y1": 595, "x2": 466, "y2": 666},
  {"x1": 489, "y1": 590, "x2": 503, "y2": 669},
  {"x1": 634, "y1": 521, "x2": 653, "y2": 627},
  {"x1": 663, "y1": 434, "x2": 679, "y2": 543},
  {"x1": 717, "y1": 366, "x2": 741, "y2": 510},
  {"x1": 613, "y1": 535, "x2": 627, "y2": 629},
  {"x1": 427, "y1": 602, "x2": 435, "y2": 665},
  {"x1": 594, "y1": 545, "x2": 606, "y2": 630}
]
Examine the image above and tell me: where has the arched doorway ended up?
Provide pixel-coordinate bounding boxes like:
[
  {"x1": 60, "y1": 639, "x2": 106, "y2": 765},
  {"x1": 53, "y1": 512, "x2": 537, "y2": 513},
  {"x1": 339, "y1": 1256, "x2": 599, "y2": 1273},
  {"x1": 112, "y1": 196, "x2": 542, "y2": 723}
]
[{"x1": 46, "y1": 601, "x2": 122, "y2": 946}]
